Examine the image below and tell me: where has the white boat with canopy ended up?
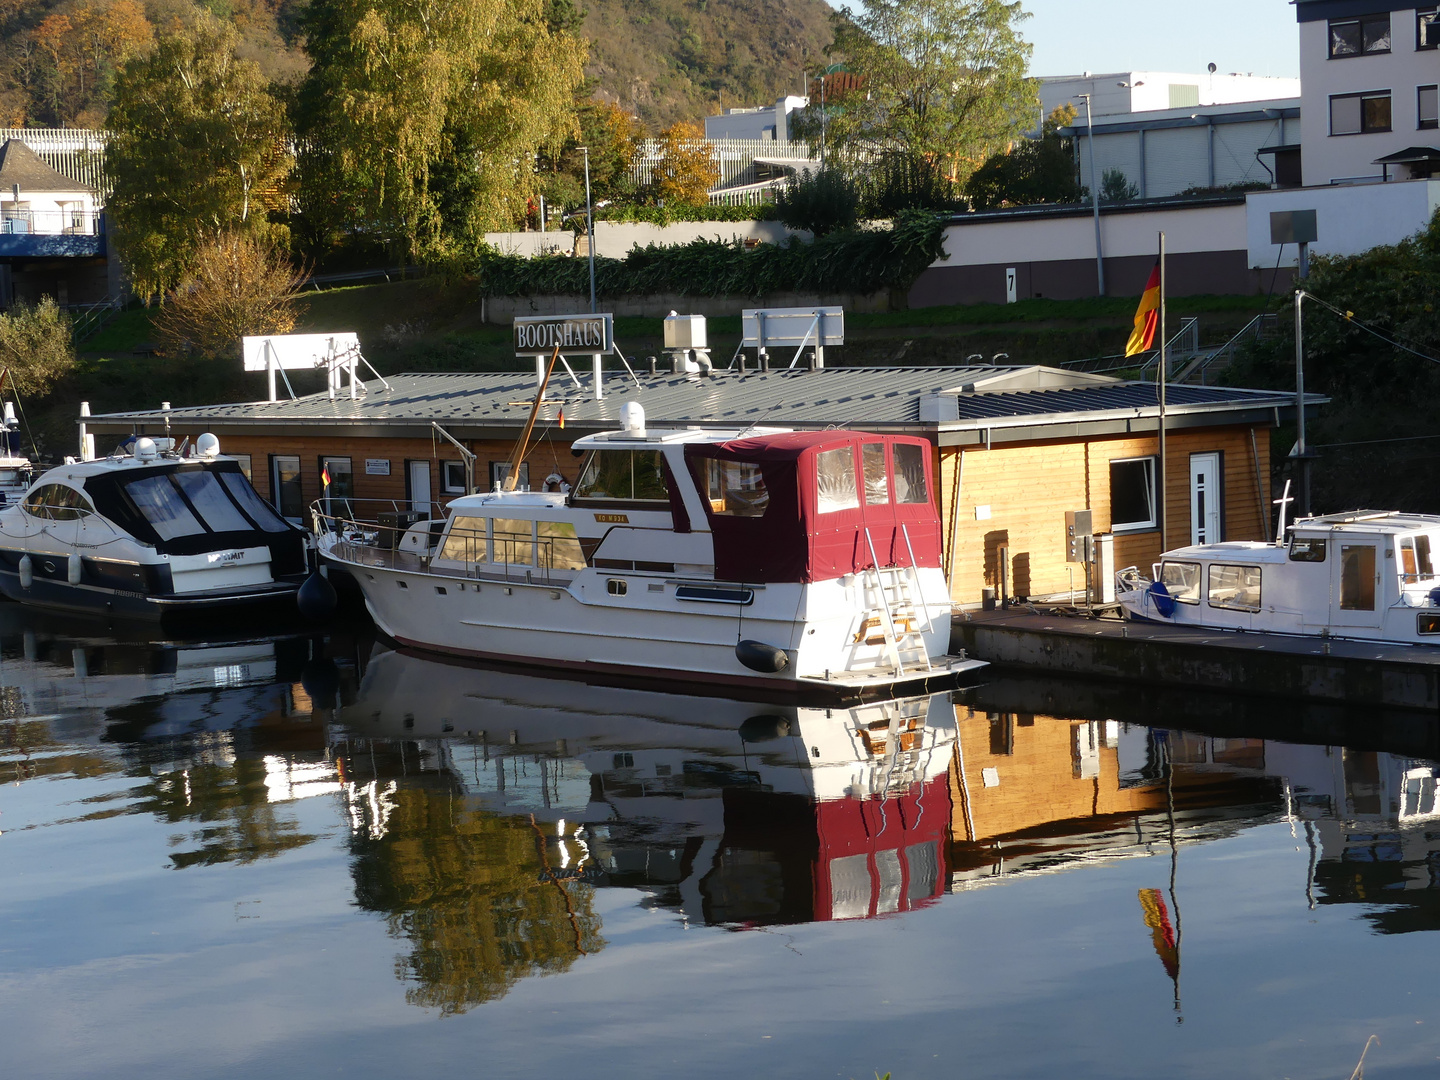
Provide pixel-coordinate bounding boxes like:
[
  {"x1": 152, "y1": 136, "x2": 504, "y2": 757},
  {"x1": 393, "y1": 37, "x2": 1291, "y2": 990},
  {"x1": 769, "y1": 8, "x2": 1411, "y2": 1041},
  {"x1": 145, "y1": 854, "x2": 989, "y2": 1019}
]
[
  {"x1": 1117, "y1": 510, "x2": 1440, "y2": 646},
  {"x1": 315, "y1": 402, "x2": 983, "y2": 699}
]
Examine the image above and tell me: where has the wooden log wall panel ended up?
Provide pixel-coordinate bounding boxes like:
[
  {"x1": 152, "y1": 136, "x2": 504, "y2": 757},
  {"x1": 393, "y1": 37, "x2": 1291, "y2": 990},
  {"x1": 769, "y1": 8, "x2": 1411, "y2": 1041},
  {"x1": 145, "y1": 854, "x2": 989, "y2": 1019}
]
[
  {"x1": 205, "y1": 434, "x2": 584, "y2": 508},
  {"x1": 941, "y1": 424, "x2": 1272, "y2": 604}
]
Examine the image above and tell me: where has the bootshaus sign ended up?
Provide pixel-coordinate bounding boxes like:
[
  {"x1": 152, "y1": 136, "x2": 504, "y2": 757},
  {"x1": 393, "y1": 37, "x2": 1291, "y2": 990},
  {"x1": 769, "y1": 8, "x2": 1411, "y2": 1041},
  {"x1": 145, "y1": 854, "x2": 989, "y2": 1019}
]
[{"x1": 513, "y1": 313, "x2": 614, "y2": 355}]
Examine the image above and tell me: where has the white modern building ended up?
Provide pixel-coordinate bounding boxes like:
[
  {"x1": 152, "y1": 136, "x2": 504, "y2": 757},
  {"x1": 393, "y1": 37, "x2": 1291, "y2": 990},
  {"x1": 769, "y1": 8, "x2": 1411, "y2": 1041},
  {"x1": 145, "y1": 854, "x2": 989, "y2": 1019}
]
[
  {"x1": 1070, "y1": 98, "x2": 1302, "y2": 199},
  {"x1": 704, "y1": 96, "x2": 809, "y2": 141},
  {"x1": 1294, "y1": 1, "x2": 1440, "y2": 184},
  {"x1": 1039, "y1": 71, "x2": 1302, "y2": 120}
]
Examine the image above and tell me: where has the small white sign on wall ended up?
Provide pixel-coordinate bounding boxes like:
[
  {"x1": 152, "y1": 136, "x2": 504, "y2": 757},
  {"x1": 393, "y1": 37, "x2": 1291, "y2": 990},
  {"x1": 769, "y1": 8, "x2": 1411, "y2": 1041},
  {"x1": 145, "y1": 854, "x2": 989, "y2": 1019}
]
[
  {"x1": 1005, "y1": 267, "x2": 1017, "y2": 304},
  {"x1": 975, "y1": 504, "x2": 992, "y2": 521},
  {"x1": 365, "y1": 459, "x2": 391, "y2": 476}
]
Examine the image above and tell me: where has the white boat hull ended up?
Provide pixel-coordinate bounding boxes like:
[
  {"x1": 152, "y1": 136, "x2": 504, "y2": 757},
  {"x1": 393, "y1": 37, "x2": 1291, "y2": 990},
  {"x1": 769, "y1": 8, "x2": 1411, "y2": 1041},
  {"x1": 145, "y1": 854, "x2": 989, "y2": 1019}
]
[{"x1": 331, "y1": 548, "x2": 980, "y2": 699}]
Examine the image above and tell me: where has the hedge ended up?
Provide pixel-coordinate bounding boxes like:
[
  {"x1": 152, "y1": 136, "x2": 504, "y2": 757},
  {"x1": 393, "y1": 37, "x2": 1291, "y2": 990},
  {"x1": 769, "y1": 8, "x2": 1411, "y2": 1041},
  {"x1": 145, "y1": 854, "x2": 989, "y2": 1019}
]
[{"x1": 476, "y1": 210, "x2": 945, "y2": 298}]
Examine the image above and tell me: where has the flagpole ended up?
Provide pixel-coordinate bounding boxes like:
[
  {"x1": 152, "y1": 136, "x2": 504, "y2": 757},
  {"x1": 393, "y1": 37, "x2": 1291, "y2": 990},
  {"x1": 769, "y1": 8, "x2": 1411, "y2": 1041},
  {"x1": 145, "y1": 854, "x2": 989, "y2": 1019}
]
[{"x1": 1158, "y1": 231, "x2": 1167, "y2": 549}]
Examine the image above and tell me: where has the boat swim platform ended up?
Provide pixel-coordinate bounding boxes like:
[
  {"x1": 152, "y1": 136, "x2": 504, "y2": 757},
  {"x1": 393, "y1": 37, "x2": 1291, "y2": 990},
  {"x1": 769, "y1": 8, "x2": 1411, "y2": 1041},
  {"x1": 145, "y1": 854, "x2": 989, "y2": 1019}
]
[{"x1": 952, "y1": 608, "x2": 1440, "y2": 715}]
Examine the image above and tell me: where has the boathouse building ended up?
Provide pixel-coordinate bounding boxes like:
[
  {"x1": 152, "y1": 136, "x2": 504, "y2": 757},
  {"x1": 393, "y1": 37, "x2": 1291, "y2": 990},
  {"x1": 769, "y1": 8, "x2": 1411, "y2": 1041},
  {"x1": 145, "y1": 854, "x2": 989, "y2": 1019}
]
[{"x1": 86, "y1": 366, "x2": 1319, "y2": 606}]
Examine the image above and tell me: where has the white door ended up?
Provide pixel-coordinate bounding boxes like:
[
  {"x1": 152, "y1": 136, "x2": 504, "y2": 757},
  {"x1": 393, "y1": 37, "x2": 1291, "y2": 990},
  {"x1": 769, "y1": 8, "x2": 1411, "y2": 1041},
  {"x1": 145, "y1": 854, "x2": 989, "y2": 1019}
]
[
  {"x1": 1189, "y1": 453, "x2": 1222, "y2": 545},
  {"x1": 1332, "y1": 540, "x2": 1384, "y2": 629},
  {"x1": 408, "y1": 461, "x2": 432, "y2": 514}
]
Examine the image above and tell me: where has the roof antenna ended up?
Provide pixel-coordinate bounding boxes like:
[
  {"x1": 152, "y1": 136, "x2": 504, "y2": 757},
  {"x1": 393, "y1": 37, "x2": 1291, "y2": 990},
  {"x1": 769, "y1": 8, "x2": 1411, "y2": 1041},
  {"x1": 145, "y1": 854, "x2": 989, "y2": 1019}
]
[{"x1": 1273, "y1": 478, "x2": 1293, "y2": 542}]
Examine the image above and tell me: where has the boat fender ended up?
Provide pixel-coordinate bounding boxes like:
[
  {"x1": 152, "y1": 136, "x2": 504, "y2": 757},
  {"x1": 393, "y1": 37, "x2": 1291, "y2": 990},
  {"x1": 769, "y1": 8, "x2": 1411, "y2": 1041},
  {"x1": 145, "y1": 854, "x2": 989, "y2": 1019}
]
[
  {"x1": 18, "y1": 554, "x2": 32, "y2": 590},
  {"x1": 300, "y1": 657, "x2": 340, "y2": 706},
  {"x1": 67, "y1": 554, "x2": 82, "y2": 585},
  {"x1": 1147, "y1": 580, "x2": 1176, "y2": 619},
  {"x1": 296, "y1": 570, "x2": 339, "y2": 620},
  {"x1": 1430, "y1": 586, "x2": 1440, "y2": 609},
  {"x1": 735, "y1": 639, "x2": 788, "y2": 673},
  {"x1": 739, "y1": 714, "x2": 792, "y2": 742}
]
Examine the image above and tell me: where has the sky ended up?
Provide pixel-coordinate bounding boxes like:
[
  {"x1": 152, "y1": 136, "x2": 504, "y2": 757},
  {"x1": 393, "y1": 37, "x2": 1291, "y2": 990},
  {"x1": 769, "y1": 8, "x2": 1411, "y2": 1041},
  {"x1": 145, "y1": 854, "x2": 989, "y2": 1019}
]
[{"x1": 830, "y1": 0, "x2": 1302, "y2": 81}]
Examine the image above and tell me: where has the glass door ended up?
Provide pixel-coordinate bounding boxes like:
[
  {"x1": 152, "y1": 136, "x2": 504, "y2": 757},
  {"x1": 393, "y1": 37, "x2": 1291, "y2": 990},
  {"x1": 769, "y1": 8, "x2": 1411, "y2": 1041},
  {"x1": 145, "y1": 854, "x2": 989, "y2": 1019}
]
[
  {"x1": 270, "y1": 455, "x2": 303, "y2": 524},
  {"x1": 1331, "y1": 541, "x2": 1383, "y2": 629}
]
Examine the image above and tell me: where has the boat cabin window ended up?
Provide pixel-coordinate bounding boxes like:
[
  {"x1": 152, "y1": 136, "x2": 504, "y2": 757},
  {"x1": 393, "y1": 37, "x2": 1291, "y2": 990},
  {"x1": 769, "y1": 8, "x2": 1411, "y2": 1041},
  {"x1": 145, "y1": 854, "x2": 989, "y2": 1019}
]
[
  {"x1": 123, "y1": 475, "x2": 206, "y2": 540},
  {"x1": 704, "y1": 459, "x2": 769, "y2": 517},
  {"x1": 1339, "y1": 545, "x2": 1377, "y2": 610},
  {"x1": 1399, "y1": 535, "x2": 1436, "y2": 582},
  {"x1": 438, "y1": 515, "x2": 586, "y2": 571},
  {"x1": 862, "y1": 443, "x2": 888, "y2": 505},
  {"x1": 1158, "y1": 561, "x2": 1201, "y2": 603},
  {"x1": 1420, "y1": 613, "x2": 1440, "y2": 635},
  {"x1": 573, "y1": 450, "x2": 669, "y2": 504},
  {"x1": 817, "y1": 447, "x2": 860, "y2": 513},
  {"x1": 893, "y1": 443, "x2": 928, "y2": 504},
  {"x1": 21, "y1": 483, "x2": 95, "y2": 521},
  {"x1": 172, "y1": 469, "x2": 252, "y2": 533},
  {"x1": 1289, "y1": 537, "x2": 1327, "y2": 562},
  {"x1": 1207, "y1": 563, "x2": 1262, "y2": 612},
  {"x1": 216, "y1": 471, "x2": 293, "y2": 532}
]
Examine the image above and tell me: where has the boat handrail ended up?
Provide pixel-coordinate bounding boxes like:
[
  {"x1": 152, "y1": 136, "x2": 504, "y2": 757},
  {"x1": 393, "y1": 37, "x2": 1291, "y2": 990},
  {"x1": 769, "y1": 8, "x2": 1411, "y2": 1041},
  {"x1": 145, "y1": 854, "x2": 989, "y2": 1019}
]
[
  {"x1": 315, "y1": 508, "x2": 572, "y2": 584},
  {"x1": 307, "y1": 497, "x2": 452, "y2": 529}
]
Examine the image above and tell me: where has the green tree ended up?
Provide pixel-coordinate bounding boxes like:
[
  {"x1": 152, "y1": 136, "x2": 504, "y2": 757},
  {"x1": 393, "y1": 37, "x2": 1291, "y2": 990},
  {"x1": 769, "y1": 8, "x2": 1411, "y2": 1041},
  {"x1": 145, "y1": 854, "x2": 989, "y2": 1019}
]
[
  {"x1": 814, "y1": 0, "x2": 1036, "y2": 188},
  {"x1": 294, "y1": 0, "x2": 586, "y2": 263},
  {"x1": 964, "y1": 103, "x2": 1082, "y2": 210},
  {"x1": 776, "y1": 167, "x2": 860, "y2": 236},
  {"x1": 0, "y1": 296, "x2": 76, "y2": 398},
  {"x1": 1100, "y1": 168, "x2": 1139, "y2": 204},
  {"x1": 106, "y1": 14, "x2": 292, "y2": 301}
]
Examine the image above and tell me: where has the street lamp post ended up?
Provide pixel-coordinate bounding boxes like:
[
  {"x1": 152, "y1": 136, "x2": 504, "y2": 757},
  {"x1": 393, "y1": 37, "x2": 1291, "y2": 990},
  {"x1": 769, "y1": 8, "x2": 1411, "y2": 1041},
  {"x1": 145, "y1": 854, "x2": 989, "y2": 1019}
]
[{"x1": 1078, "y1": 92, "x2": 1105, "y2": 296}]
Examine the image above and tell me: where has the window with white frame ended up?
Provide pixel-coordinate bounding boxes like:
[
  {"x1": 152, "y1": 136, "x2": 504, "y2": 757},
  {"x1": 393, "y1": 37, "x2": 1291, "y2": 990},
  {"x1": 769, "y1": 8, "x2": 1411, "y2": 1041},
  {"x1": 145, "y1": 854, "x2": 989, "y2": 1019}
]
[
  {"x1": 488, "y1": 461, "x2": 528, "y2": 491},
  {"x1": 1420, "y1": 85, "x2": 1438, "y2": 130},
  {"x1": 1109, "y1": 457, "x2": 1157, "y2": 532},
  {"x1": 1330, "y1": 91, "x2": 1392, "y2": 135},
  {"x1": 1329, "y1": 13, "x2": 1391, "y2": 57},
  {"x1": 443, "y1": 460, "x2": 468, "y2": 493}
]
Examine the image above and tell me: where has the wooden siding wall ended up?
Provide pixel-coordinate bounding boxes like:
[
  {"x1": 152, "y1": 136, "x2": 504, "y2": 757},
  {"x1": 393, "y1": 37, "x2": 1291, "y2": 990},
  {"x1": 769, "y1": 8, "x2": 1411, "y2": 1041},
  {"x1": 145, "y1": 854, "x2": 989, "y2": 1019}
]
[
  {"x1": 207, "y1": 434, "x2": 584, "y2": 509},
  {"x1": 938, "y1": 425, "x2": 1270, "y2": 605}
]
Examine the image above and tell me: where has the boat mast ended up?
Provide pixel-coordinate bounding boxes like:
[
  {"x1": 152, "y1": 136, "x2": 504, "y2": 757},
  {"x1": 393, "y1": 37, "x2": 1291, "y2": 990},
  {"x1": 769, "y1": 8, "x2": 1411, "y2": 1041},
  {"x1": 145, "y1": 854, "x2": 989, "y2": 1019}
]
[{"x1": 505, "y1": 343, "x2": 562, "y2": 492}]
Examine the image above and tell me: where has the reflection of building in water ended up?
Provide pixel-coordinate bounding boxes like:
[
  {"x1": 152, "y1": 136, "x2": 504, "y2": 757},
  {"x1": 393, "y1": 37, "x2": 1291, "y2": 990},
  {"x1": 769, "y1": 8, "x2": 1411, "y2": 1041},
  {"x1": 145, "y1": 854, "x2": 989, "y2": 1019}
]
[{"x1": 948, "y1": 709, "x2": 1282, "y2": 885}]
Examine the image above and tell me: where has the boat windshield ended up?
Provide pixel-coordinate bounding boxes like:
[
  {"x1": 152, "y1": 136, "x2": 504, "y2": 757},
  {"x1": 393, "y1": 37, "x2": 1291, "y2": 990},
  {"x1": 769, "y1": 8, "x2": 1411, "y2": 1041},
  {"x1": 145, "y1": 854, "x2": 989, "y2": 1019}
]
[
  {"x1": 574, "y1": 450, "x2": 670, "y2": 503},
  {"x1": 118, "y1": 466, "x2": 291, "y2": 541}
]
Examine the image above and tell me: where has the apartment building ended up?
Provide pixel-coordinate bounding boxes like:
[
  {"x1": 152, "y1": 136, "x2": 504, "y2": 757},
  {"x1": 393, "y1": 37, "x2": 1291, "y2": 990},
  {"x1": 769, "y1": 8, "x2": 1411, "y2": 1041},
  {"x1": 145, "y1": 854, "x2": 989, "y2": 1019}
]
[{"x1": 1296, "y1": 1, "x2": 1440, "y2": 183}]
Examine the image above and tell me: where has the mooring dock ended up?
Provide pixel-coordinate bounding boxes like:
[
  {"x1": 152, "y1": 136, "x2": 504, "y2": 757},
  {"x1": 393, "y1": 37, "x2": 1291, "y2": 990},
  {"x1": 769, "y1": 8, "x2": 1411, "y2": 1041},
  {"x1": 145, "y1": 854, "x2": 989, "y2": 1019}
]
[{"x1": 952, "y1": 607, "x2": 1440, "y2": 713}]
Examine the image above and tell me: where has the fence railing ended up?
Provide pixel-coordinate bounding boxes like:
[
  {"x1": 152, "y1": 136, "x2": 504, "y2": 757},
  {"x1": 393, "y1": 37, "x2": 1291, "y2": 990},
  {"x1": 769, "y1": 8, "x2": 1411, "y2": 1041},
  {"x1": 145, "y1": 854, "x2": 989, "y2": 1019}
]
[
  {"x1": 1, "y1": 209, "x2": 103, "y2": 236},
  {"x1": 629, "y1": 137, "x2": 813, "y2": 191}
]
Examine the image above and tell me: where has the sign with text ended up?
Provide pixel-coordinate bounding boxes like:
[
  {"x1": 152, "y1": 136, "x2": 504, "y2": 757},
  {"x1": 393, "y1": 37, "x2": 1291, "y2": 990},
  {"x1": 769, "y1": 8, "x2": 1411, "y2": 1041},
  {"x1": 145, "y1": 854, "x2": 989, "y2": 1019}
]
[
  {"x1": 513, "y1": 313, "x2": 614, "y2": 356},
  {"x1": 365, "y1": 459, "x2": 391, "y2": 476}
]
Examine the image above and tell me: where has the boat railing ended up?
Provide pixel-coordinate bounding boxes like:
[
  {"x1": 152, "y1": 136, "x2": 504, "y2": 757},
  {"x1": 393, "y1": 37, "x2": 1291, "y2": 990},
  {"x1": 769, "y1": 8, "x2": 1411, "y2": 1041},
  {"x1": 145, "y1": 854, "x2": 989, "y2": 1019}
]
[
  {"x1": 308, "y1": 498, "x2": 451, "y2": 531},
  {"x1": 315, "y1": 507, "x2": 570, "y2": 585}
]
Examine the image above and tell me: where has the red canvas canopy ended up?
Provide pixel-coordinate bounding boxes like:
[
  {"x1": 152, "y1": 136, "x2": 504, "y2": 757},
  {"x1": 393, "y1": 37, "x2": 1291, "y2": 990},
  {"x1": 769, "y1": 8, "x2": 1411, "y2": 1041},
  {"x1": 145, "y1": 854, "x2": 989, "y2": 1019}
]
[{"x1": 685, "y1": 430, "x2": 942, "y2": 585}]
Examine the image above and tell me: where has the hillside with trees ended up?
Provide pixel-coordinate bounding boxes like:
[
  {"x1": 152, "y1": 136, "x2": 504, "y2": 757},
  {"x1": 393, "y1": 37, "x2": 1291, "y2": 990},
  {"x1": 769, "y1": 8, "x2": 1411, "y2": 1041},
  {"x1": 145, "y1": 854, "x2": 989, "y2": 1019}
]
[{"x1": 0, "y1": 0, "x2": 832, "y2": 131}]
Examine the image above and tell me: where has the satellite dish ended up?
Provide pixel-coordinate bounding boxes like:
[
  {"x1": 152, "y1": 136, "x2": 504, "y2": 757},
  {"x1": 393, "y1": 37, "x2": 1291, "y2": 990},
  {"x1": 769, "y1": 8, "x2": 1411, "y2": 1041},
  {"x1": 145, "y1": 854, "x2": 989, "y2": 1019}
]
[
  {"x1": 1208, "y1": 62, "x2": 1217, "y2": 73},
  {"x1": 197, "y1": 433, "x2": 221, "y2": 459},
  {"x1": 134, "y1": 437, "x2": 158, "y2": 462}
]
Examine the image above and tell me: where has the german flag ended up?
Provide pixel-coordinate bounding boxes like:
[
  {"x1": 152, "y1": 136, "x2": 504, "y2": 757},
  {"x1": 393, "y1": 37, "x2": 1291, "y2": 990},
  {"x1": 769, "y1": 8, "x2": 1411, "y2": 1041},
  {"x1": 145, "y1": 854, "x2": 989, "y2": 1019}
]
[{"x1": 1125, "y1": 263, "x2": 1161, "y2": 356}]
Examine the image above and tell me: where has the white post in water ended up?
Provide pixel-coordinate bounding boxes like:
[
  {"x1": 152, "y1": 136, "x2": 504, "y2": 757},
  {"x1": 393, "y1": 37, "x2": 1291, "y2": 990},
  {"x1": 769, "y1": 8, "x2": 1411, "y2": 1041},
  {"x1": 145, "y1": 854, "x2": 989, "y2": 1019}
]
[{"x1": 78, "y1": 401, "x2": 94, "y2": 461}]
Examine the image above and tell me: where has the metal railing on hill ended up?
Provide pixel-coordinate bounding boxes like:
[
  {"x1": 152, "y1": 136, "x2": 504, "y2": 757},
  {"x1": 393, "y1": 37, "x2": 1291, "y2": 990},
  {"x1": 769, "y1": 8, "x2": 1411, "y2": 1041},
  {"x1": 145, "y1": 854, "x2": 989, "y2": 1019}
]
[
  {"x1": 1055, "y1": 313, "x2": 1281, "y2": 385},
  {"x1": 69, "y1": 295, "x2": 124, "y2": 342},
  {"x1": 1174, "y1": 312, "x2": 1279, "y2": 384}
]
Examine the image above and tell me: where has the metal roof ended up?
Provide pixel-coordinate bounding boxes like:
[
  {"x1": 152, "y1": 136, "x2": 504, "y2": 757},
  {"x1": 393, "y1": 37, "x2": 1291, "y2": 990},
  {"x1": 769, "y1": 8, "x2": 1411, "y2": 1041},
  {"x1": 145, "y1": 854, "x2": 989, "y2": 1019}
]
[{"x1": 87, "y1": 365, "x2": 1318, "y2": 440}]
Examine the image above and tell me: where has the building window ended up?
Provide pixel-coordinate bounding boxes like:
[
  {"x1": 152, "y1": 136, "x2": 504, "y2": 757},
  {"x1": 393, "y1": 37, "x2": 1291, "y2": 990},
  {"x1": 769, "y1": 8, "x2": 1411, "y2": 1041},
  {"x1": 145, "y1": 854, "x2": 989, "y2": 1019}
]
[
  {"x1": 487, "y1": 461, "x2": 528, "y2": 491},
  {"x1": 443, "y1": 460, "x2": 468, "y2": 493},
  {"x1": 1419, "y1": 9, "x2": 1438, "y2": 50},
  {"x1": 1109, "y1": 457, "x2": 1157, "y2": 532},
  {"x1": 231, "y1": 454, "x2": 252, "y2": 481},
  {"x1": 1329, "y1": 14, "x2": 1391, "y2": 57},
  {"x1": 320, "y1": 456, "x2": 354, "y2": 518},
  {"x1": 1420, "y1": 85, "x2": 1439, "y2": 130},
  {"x1": 1330, "y1": 91, "x2": 1392, "y2": 135}
]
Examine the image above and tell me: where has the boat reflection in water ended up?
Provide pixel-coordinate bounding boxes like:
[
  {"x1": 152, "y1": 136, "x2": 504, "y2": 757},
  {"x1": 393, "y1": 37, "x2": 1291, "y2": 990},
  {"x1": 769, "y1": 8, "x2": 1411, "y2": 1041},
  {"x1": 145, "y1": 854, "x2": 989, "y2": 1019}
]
[{"x1": 336, "y1": 647, "x2": 960, "y2": 934}]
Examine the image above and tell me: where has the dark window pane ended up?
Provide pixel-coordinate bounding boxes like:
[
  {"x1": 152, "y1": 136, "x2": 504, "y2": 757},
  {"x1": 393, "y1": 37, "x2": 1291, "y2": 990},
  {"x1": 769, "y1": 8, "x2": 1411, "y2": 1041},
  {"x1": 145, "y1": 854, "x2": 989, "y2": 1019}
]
[
  {"x1": 1362, "y1": 94, "x2": 1391, "y2": 132},
  {"x1": 1109, "y1": 458, "x2": 1155, "y2": 529},
  {"x1": 1330, "y1": 20, "x2": 1361, "y2": 56},
  {"x1": 1362, "y1": 15, "x2": 1391, "y2": 51}
]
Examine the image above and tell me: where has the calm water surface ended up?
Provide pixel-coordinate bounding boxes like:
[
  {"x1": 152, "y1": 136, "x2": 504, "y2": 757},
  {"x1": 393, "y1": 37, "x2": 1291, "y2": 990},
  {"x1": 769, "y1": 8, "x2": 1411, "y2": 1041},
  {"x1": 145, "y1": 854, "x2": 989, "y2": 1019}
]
[{"x1": 3, "y1": 605, "x2": 1440, "y2": 1079}]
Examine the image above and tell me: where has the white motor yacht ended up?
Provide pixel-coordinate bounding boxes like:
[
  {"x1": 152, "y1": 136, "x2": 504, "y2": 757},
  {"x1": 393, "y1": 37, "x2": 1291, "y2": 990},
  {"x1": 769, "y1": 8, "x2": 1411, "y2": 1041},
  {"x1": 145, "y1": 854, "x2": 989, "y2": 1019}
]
[
  {"x1": 0, "y1": 434, "x2": 313, "y2": 618},
  {"x1": 1117, "y1": 510, "x2": 1440, "y2": 646},
  {"x1": 316, "y1": 404, "x2": 983, "y2": 699}
]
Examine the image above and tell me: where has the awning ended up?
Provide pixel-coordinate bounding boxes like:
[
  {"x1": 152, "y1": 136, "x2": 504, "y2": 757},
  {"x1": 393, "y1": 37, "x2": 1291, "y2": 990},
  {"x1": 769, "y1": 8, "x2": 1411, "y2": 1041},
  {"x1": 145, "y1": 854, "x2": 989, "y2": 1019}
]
[
  {"x1": 1255, "y1": 143, "x2": 1301, "y2": 155},
  {"x1": 1372, "y1": 146, "x2": 1440, "y2": 165}
]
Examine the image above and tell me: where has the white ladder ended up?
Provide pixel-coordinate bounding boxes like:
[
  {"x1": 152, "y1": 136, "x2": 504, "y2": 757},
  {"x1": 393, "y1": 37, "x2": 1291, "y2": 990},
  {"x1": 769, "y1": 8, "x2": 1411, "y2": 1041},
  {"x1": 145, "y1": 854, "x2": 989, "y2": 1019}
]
[{"x1": 862, "y1": 527, "x2": 934, "y2": 677}]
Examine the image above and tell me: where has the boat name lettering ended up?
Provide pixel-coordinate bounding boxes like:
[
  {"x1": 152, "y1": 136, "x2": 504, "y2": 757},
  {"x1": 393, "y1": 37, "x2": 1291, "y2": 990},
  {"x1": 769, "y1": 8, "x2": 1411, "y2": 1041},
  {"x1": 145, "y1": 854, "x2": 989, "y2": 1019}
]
[
  {"x1": 512, "y1": 314, "x2": 615, "y2": 356},
  {"x1": 594, "y1": 513, "x2": 629, "y2": 524},
  {"x1": 208, "y1": 550, "x2": 246, "y2": 564}
]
